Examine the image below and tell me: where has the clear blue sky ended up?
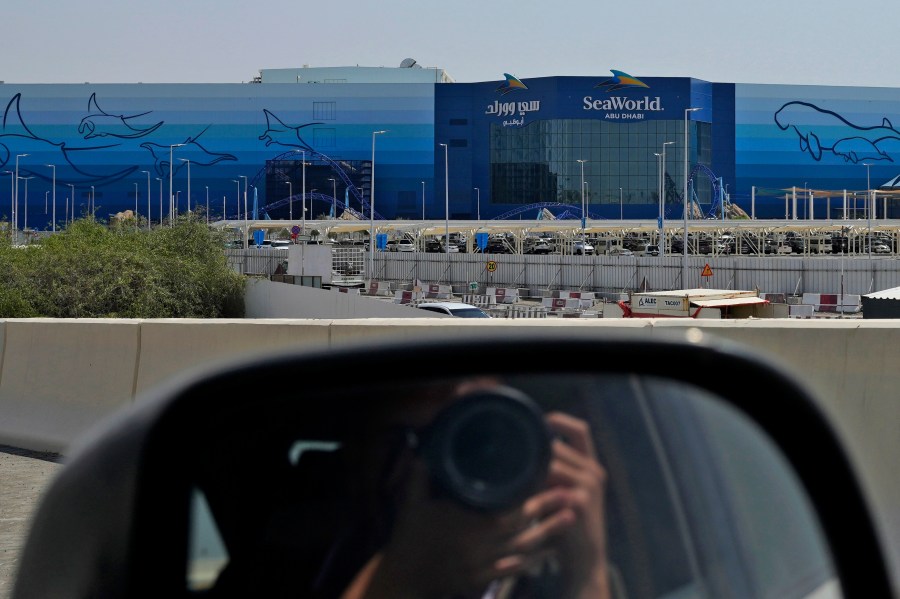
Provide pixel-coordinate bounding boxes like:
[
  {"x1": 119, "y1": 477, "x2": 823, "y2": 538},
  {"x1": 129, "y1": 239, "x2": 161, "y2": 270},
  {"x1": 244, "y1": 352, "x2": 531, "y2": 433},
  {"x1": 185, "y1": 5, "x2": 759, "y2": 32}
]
[{"x1": 3, "y1": 0, "x2": 899, "y2": 87}]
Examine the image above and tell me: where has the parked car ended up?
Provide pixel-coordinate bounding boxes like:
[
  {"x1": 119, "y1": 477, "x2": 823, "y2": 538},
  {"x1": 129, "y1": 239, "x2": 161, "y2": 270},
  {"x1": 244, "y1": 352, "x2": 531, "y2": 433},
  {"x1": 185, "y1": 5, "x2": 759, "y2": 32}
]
[
  {"x1": 524, "y1": 239, "x2": 552, "y2": 254},
  {"x1": 414, "y1": 301, "x2": 491, "y2": 318},
  {"x1": 11, "y1": 334, "x2": 894, "y2": 598},
  {"x1": 573, "y1": 240, "x2": 594, "y2": 255},
  {"x1": 396, "y1": 239, "x2": 416, "y2": 252},
  {"x1": 606, "y1": 247, "x2": 634, "y2": 257}
]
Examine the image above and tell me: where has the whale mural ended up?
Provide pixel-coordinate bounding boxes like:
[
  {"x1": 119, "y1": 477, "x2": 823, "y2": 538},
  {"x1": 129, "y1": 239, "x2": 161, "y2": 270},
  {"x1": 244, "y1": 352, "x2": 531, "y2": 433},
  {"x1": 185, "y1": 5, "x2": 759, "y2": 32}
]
[{"x1": 774, "y1": 100, "x2": 900, "y2": 163}]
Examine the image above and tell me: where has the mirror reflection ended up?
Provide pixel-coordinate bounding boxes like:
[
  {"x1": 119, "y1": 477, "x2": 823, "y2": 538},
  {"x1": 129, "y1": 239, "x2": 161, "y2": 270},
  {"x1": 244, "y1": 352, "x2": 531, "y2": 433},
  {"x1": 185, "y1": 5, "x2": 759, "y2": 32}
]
[{"x1": 185, "y1": 372, "x2": 840, "y2": 599}]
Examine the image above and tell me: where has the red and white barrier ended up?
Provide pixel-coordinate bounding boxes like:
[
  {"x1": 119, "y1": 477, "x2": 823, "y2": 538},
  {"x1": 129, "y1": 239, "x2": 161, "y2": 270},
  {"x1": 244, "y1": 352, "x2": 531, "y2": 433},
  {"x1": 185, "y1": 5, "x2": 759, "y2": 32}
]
[{"x1": 802, "y1": 293, "x2": 862, "y2": 313}]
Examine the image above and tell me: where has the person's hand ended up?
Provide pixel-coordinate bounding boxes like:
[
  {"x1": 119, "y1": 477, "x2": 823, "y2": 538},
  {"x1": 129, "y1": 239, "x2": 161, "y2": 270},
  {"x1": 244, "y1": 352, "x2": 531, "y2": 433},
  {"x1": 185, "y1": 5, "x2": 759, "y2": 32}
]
[
  {"x1": 341, "y1": 456, "x2": 578, "y2": 599},
  {"x1": 542, "y1": 411, "x2": 611, "y2": 599}
]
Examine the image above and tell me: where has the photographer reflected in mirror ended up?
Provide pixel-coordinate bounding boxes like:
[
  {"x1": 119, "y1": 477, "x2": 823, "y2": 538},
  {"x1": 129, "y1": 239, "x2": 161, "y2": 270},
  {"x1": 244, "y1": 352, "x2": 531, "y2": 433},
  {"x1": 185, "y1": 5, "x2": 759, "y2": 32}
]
[{"x1": 338, "y1": 377, "x2": 613, "y2": 599}]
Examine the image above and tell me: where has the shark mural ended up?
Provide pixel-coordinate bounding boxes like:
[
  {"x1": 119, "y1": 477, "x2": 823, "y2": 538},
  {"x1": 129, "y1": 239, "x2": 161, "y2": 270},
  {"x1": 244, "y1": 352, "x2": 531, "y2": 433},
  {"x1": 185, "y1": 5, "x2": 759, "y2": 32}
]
[
  {"x1": 78, "y1": 93, "x2": 164, "y2": 140},
  {"x1": 1, "y1": 93, "x2": 138, "y2": 184},
  {"x1": 774, "y1": 100, "x2": 900, "y2": 163},
  {"x1": 140, "y1": 126, "x2": 237, "y2": 178}
]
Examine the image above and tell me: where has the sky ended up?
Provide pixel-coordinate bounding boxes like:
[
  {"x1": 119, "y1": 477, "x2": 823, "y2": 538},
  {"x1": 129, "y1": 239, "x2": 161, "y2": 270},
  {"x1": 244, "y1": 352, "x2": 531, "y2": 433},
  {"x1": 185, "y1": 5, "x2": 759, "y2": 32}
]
[{"x1": 3, "y1": 0, "x2": 900, "y2": 88}]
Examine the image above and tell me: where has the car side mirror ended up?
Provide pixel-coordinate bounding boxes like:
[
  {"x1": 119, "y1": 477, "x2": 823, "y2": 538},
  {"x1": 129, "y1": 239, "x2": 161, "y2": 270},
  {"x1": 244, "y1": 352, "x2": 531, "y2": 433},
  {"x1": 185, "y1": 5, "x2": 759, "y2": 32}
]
[{"x1": 12, "y1": 331, "x2": 893, "y2": 598}]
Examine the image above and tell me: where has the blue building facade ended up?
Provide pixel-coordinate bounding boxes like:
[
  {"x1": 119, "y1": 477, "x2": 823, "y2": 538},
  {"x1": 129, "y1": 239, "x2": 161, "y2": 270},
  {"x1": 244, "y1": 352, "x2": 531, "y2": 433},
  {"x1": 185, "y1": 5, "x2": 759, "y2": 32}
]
[{"x1": 4, "y1": 74, "x2": 900, "y2": 230}]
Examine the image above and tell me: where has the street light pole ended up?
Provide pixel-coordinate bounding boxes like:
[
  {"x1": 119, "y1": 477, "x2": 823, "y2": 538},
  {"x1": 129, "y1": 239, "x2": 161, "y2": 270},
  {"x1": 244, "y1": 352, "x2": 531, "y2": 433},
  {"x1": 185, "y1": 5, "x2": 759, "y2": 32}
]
[
  {"x1": 19, "y1": 176, "x2": 34, "y2": 233},
  {"x1": 231, "y1": 179, "x2": 240, "y2": 220},
  {"x1": 66, "y1": 183, "x2": 74, "y2": 226},
  {"x1": 865, "y1": 163, "x2": 872, "y2": 259},
  {"x1": 683, "y1": 107, "x2": 701, "y2": 287},
  {"x1": 421, "y1": 181, "x2": 426, "y2": 220},
  {"x1": 14, "y1": 153, "x2": 28, "y2": 233},
  {"x1": 205, "y1": 186, "x2": 209, "y2": 225},
  {"x1": 619, "y1": 187, "x2": 623, "y2": 220},
  {"x1": 156, "y1": 178, "x2": 163, "y2": 225},
  {"x1": 90, "y1": 185, "x2": 95, "y2": 217},
  {"x1": 179, "y1": 158, "x2": 191, "y2": 212},
  {"x1": 284, "y1": 180, "x2": 292, "y2": 223},
  {"x1": 660, "y1": 141, "x2": 674, "y2": 258},
  {"x1": 328, "y1": 177, "x2": 337, "y2": 218},
  {"x1": 45, "y1": 164, "x2": 56, "y2": 232},
  {"x1": 141, "y1": 170, "x2": 151, "y2": 230},
  {"x1": 168, "y1": 143, "x2": 184, "y2": 226},
  {"x1": 239, "y1": 175, "x2": 248, "y2": 249},
  {"x1": 577, "y1": 159, "x2": 587, "y2": 246},
  {"x1": 134, "y1": 182, "x2": 139, "y2": 228},
  {"x1": 440, "y1": 142, "x2": 449, "y2": 253},
  {"x1": 474, "y1": 187, "x2": 480, "y2": 220},
  {"x1": 301, "y1": 150, "x2": 306, "y2": 232},
  {"x1": 3, "y1": 172, "x2": 11, "y2": 235},
  {"x1": 370, "y1": 130, "x2": 387, "y2": 280}
]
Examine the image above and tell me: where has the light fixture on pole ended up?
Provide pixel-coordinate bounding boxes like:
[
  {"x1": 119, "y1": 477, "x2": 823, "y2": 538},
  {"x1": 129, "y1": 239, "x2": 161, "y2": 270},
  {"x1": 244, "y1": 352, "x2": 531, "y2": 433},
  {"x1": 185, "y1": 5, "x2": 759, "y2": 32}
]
[
  {"x1": 179, "y1": 158, "x2": 191, "y2": 212},
  {"x1": 141, "y1": 170, "x2": 151, "y2": 230},
  {"x1": 370, "y1": 130, "x2": 387, "y2": 280},
  {"x1": 45, "y1": 164, "x2": 56, "y2": 232},
  {"x1": 239, "y1": 175, "x2": 248, "y2": 249},
  {"x1": 66, "y1": 183, "x2": 74, "y2": 225},
  {"x1": 328, "y1": 177, "x2": 337, "y2": 218},
  {"x1": 168, "y1": 143, "x2": 184, "y2": 226},
  {"x1": 421, "y1": 181, "x2": 426, "y2": 220},
  {"x1": 682, "y1": 107, "x2": 701, "y2": 286},
  {"x1": 660, "y1": 141, "x2": 674, "y2": 258},
  {"x1": 440, "y1": 142, "x2": 449, "y2": 253},
  {"x1": 14, "y1": 153, "x2": 28, "y2": 233},
  {"x1": 90, "y1": 185, "x2": 95, "y2": 217},
  {"x1": 474, "y1": 187, "x2": 480, "y2": 220}
]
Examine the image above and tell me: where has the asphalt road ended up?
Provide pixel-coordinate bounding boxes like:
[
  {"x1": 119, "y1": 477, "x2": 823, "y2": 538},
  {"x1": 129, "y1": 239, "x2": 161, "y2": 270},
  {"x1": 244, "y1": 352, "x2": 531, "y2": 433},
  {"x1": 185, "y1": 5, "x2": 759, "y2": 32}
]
[{"x1": 0, "y1": 447, "x2": 63, "y2": 599}]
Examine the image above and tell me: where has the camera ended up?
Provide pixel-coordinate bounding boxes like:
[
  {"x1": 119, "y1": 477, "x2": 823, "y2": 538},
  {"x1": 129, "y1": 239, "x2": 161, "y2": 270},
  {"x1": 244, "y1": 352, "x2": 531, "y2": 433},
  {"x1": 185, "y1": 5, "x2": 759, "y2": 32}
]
[{"x1": 417, "y1": 385, "x2": 552, "y2": 511}]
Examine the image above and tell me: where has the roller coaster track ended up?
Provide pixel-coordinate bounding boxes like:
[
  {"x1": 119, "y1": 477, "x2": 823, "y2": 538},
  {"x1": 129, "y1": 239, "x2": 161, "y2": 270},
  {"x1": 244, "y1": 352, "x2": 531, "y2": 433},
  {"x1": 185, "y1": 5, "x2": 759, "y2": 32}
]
[
  {"x1": 253, "y1": 149, "x2": 385, "y2": 220},
  {"x1": 493, "y1": 202, "x2": 603, "y2": 221}
]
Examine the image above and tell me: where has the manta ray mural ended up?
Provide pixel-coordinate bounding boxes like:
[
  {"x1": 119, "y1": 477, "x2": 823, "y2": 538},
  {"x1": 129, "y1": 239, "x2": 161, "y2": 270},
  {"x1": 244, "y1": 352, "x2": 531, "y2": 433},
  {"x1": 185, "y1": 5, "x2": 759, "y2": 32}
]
[
  {"x1": 774, "y1": 100, "x2": 900, "y2": 164},
  {"x1": 258, "y1": 109, "x2": 322, "y2": 150}
]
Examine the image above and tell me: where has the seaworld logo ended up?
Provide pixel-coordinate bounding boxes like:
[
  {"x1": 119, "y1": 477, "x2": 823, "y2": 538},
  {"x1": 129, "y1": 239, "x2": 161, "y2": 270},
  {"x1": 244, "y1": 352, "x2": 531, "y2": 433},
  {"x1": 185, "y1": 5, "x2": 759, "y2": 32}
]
[
  {"x1": 495, "y1": 73, "x2": 528, "y2": 95},
  {"x1": 584, "y1": 70, "x2": 661, "y2": 116},
  {"x1": 594, "y1": 70, "x2": 649, "y2": 92}
]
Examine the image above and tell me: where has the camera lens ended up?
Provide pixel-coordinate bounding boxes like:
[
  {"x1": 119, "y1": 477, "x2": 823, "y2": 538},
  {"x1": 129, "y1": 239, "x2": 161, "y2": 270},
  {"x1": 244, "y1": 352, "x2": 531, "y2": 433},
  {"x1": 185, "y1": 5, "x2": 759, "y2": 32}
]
[{"x1": 421, "y1": 385, "x2": 551, "y2": 511}]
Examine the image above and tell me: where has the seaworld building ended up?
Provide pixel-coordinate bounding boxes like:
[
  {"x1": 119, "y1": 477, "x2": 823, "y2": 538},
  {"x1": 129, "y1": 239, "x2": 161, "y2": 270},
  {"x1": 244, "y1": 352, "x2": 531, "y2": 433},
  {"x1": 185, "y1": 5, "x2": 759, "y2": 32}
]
[{"x1": 2, "y1": 61, "x2": 900, "y2": 231}]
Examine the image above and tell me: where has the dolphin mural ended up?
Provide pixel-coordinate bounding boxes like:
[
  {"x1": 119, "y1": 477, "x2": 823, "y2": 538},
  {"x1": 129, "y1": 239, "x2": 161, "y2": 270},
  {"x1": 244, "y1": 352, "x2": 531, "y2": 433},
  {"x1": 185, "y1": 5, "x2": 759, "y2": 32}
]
[
  {"x1": 258, "y1": 109, "x2": 321, "y2": 150},
  {"x1": 0, "y1": 93, "x2": 138, "y2": 183},
  {"x1": 140, "y1": 126, "x2": 238, "y2": 178},
  {"x1": 774, "y1": 100, "x2": 900, "y2": 163},
  {"x1": 78, "y1": 92, "x2": 164, "y2": 140}
]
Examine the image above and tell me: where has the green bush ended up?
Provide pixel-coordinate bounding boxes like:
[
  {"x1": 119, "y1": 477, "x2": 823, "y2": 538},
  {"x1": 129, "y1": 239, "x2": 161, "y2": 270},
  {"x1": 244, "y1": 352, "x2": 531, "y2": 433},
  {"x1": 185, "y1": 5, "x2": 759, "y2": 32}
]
[{"x1": 0, "y1": 217, "x2": 245, "y2": 318}]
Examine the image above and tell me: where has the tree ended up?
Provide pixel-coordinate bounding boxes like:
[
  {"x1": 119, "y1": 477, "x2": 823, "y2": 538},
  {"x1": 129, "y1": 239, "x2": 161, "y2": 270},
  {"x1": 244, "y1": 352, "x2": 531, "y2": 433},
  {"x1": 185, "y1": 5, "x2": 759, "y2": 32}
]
[{"x1": 0, "y1": 217, "x2": 245, "y2": 318}]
